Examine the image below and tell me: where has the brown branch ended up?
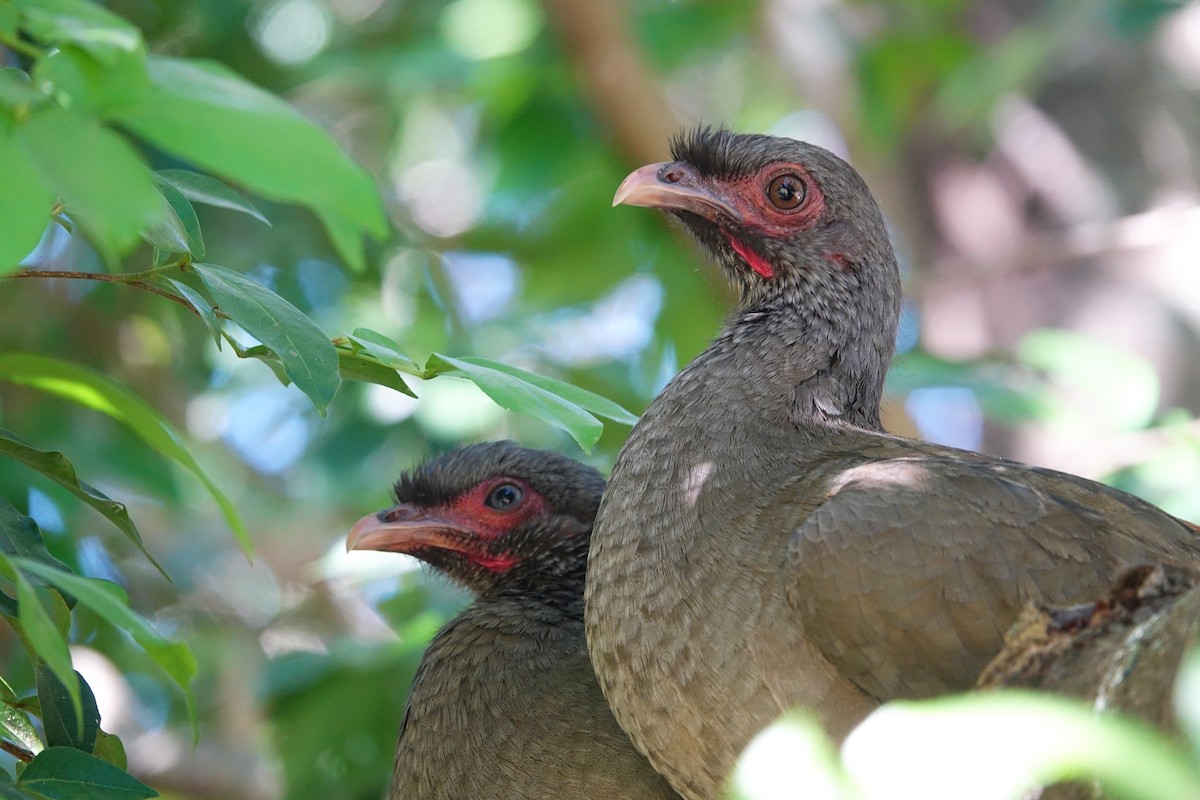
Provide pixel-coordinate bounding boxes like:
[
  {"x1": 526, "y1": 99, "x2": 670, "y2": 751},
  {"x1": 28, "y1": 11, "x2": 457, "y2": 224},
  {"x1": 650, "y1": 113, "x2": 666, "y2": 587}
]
[
  {"x1": 541, "y1": 0, "x2": 680, "y2": 166},
  {"x1": 0, "y1": 739, "x2": 35, "y2": 763},
  {"x1": 5, "y1": 268, "x2": 200, "y2": 317}
]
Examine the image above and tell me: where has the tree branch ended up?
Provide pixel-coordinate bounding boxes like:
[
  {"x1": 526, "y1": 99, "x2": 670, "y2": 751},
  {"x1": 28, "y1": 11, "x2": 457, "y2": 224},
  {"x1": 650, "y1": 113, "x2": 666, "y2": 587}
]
[{"x1": 5, "y1": 268, "x2": 201, "y2": 317}]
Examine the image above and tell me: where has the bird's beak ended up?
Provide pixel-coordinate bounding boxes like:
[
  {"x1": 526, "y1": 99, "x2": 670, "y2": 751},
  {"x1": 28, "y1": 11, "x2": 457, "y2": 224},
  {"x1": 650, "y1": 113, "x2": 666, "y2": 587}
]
[
  {"x1": 613, "y1": 162, "x2": 741, "y2": 223},
  {"x1": 346, "y1": 506, "x2": 474, "y2": 554}
]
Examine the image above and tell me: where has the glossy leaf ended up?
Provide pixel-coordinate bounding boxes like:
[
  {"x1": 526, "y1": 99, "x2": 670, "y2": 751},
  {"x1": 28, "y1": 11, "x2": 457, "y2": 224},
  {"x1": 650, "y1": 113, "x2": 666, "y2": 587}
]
[
  {"x1": 426, "y1": 354, "x2": 603, "y2": 451},
  {"x1": 347, "y1": 329, "x2": 422, "y2": 373},
  {"x1": 0, "y1": 496, "x2": 73, "y2": 579},
  {"x1": 0, "y1": 353, "x2": 250, "y2": 556},
  {"x1": 19, "y1": 747, "x2": 156, "y2": 799},
  {"x1": 1, "y1": 553, "x2": 80, "y2": 730},
  {"x1": 37, "y1": 667, "x2": 98, "y2": 753},
  {"x1": 14, "y1": 108, "x2": 160, "y2": 264},
  {"x1": 156, "y1": 277, "x2": 223, "y2": 349},
  {"x1": 192, "y1": 263, "x2": 340, "y2": 414},
  {"x1": 108, "y1": 57, "x2": 386, "y2": 270},
  {"x1": 12, "y1": 0, "x2": 142, "y2": 62},
  {"x1": 336, "y1": 349, "x2": 416, "y2": 397},
  {"x1": 155, "y1": 169, "x2": 270, "y2": 225},
  {"x1": 146, "y1": 176, "x2": 204, "y2": 257},
  {"x1": 457, "y1": 357, "x2": 639, "y2": 425},
  {"x1": 0, "y1": 127, "x2": 54, "y2": 274},
  {"x1": 0, "y1": 697, "x2": 44, "y2": 757},
  {"x1": 0, "y1": 429, "x2": 164, "y2": 577},
  {"x1": 14, "y1": 559, "x2": 198, "y2": 732}
]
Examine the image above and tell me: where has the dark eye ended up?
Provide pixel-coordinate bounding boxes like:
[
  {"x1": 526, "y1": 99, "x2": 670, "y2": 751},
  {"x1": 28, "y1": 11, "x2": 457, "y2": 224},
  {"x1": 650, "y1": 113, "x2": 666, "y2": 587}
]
[
  {"x1": 767, "y1": 174, "x2": 805, "y2": 210},
  {"x1": 485, "y1": 483, "x2": 523, "y2": 510}
]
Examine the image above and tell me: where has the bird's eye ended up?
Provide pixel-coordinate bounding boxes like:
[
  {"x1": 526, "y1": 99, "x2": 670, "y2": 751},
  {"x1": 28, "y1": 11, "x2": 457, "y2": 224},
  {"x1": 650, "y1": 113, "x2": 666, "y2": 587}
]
[
  {"x1": 485, "y1": 483, "x2": 524, "y2": 510},
  {"x1": 767, "y1": 174, "x2": 806, "y2": 210}
]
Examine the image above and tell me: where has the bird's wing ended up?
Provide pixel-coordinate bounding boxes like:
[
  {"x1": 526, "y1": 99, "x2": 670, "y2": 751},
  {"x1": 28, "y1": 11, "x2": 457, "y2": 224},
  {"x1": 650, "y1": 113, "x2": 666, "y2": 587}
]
[{"x1": 784, "y1": 454, "x2": 1196, "y2": 700}]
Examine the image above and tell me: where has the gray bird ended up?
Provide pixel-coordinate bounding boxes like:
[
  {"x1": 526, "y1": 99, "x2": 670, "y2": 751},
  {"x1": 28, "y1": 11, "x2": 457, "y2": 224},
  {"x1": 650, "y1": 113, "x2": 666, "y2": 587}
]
[
  {"x1": 348, "y1": 441, "x2": 679, "y2": 800},
  {"x1": 585, "y1": 128, "x2": 1200, "y2": 800}
]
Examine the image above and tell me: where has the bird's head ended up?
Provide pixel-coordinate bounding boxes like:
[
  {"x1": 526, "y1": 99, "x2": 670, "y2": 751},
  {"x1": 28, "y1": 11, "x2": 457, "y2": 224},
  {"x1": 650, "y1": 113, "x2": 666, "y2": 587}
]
[
  {"x1": 614, "y1": 128, "x2": 900, "y2": 318},
  {"x1": 346, "y1": 441, "x2": 604, "y2": 597}
]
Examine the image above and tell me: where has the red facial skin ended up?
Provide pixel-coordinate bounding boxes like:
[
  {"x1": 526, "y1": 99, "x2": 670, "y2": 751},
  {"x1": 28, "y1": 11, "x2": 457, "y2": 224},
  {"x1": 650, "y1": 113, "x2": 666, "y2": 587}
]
[
  {"x1": 613, "y1": 160, "x2": 840, "y2": 278},
  {"x1": 347, "y1": 477, "x2": 546, "y2": 574}
]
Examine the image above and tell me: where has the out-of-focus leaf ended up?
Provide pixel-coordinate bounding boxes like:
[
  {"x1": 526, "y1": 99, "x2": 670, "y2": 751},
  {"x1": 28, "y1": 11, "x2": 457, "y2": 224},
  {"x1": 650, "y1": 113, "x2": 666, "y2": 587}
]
[
  {"x1": 426, "y1": 354, "x2": 603, "y2": 451},
  {"x1": 0, "y1": 67, "x2": 43, "y2": 109},
  {"x1": 37, "y1": 667, "x2": 98, "y2": 753},
  {"x1": 0, "y1": 353, "x2": 250, "y2": 556},
  {"x1": 887, "y1": 351, "x2": 1046, "y2": 423},
  {"x1": 154, "y1": 169, "x2": 270, "y2": 225},
  {"x1": 457, "y1": 357, "x2": 639, "y2": 425},
  {"x1": 0, "y1": 127, "x2": 54, "y2": 274},
  {"x1": 1018, "y1": 329, "x2": 1159, "y2": 432},
  {"x1": 842, "y1": 692, "x2": 1200, "y2": 800},
  {"x1": 730, "y1": 712, "x2": 852, "y2": 800},
  {"x1": 14, "y1": 108, "x2": 160, "y2": 264},
  {"x1": 0, "y1": 697, "x2": 44, "y2": 757},
  {"x1": 1175, "y1": 648, "x2": 1200, "y2": 765},
  {"x1": 0, "y1": 429, "x2": 165, "y2": 577},
  {"x1": 108, "y1": 57, "x2": 386, "y2": 270},
  {"x1": 138, "y1": 187, "x2": 189, "y2": 254},
  {"x1": 154, "y1": 277, "x2": 223, "y2": 349},
  {"x1": 145, "y1": 176, "x2": 204, "y2": 257},
  {"x1": 91, "y1": 731, "x2": 126, "y2": 771},
  {"x1": 336, "y1": 349, "x2": 416, "y2": 397},
  {"x1": 192, "y1": 263, "x2": 340, "y2": 413},
  {"x1": 14, "y1": 558, "x2": 199, "y2": 736},
  {"x1": 18, "y1": 747, "x2": 156, "y2": 799},
  {"x1": 13, "y1": 0, "x2": 142, "y2": 63},
  {"x1": 348, "y1": 329, "x2": 422, "y2": 373}
]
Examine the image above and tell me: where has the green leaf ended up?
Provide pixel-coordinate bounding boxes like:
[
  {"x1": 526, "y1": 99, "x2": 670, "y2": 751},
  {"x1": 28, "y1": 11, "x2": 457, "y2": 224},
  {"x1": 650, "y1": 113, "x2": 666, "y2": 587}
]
[
  {"x1": 154, "y1": 277, "x2": 223, "y2": 349},
  {"x1": 192, "y1": 263, "x2": 340, "y2": 414},
  {"x1": 0, "y1": 353, "x2": 251, "y2": 557},
  {"x1": 91, "y1": 731, "x2": 126, "y2": 771},
  {"x1": 37, "y1": 667, "x2": 98, "y2": 753},
  {"x1": 347, "y1": 329, "x2": 422, "y2": 373},
  {"x1": 19, "y1": 747, "x2": 156, "y2": 799},
  {"x1": 426, "y1": 354, "x2": 603, "y2": 451},
  {"x1": 146, "y1": 176, "x2": 204, "y2": 257},
  {"x1": 457, "y1": 357, "x2": 639, "y2": 425},
  {"x1": 0, "y1": 127, "x2": 54, "y2": 274},
  {"x1": 0, "y1": 697, "x2": 44, "y2": 757},
  {"x1": 155, "y1": 169, "x2": 270, "y2": 225},
  {"x1": 0, "y1": 67, "x2": 44, "y2": 110},
  {"x1": 14, "y1": 558, "x2": 198, "y2": 735},
  {"x1": 108, "y1": 57, "x2": 387, "y2": 270},
  {"x1": 1, "y1": 553, "x2": 80, "y2": 730},
  {"x1": 336, "y1": 349, "x2": 416, "y2": 397},
  {"x1": 0, "y1": 496, "x2": 73, "y2": 582},
  {"x1": 0, "y1": 429, "x2": 165, "y2": 577},
  {"x1": 842, "y1": 692, "x2": 1200, "y2": 800},
  {"x1": 14, "y1": 108, "x2": 160, "y2": 264},
  {"x1": 13, "y1": 0, "x2": 142, "y2": 63}
]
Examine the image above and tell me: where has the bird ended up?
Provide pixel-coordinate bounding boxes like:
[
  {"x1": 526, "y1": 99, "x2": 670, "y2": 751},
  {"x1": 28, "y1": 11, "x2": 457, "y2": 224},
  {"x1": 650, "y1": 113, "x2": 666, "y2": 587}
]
[
  {"x1": 584, "y1": 128, "x2": 1200, "y2": 800},
  {"x1": 346, "y1": 441, "x2": 680, "y2": 800}
]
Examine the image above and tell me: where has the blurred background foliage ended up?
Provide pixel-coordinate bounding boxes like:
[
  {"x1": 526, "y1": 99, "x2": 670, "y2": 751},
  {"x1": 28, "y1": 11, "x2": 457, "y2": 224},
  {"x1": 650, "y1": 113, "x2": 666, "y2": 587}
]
[{"x1": 3, "y1": 0, "x2": 1200, "y2": 797}]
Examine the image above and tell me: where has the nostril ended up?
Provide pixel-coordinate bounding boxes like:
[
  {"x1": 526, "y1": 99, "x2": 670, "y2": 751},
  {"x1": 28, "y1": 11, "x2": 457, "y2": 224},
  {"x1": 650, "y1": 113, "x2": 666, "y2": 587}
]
[
  {"x1": 383, "y1": 506, "x2": 415, "y2": 523},
  {"x1": 659, "y1": 166, "x2": 684, "y2": 184}
]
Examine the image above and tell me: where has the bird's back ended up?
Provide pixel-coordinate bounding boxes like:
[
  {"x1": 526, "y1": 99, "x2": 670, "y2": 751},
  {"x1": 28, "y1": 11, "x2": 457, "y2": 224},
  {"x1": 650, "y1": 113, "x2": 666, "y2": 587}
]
[{"x1": 587, "y1": 356, "x2": 1200, "y2": 799}]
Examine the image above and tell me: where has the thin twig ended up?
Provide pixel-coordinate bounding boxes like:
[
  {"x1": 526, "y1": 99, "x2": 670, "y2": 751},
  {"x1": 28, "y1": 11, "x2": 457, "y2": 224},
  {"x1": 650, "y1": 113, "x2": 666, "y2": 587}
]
[
  {"x1": 5, "y1": 267, "x2": 201, "y2": 316},
  {"x1": 0, "y1": 739, "x2": 35, "y2": 763}
]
